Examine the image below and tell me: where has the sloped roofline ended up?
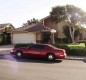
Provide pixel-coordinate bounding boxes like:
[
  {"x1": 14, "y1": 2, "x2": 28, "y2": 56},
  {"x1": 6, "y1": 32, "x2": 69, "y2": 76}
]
[{"x1": 11, "y1": 22, "x2": 52, "y2": 33}]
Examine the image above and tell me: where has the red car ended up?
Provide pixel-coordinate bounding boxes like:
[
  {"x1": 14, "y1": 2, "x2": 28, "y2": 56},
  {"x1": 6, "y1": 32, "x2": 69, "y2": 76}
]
[{"x1": 10, "y1": 44, "x2": 66, "y2": 61}]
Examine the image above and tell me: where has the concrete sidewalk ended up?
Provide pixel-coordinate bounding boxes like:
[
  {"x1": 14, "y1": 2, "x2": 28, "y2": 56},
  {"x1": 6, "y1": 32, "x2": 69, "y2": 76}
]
[{"x1": 66, "y1": 56, "x2": 86, "y2": 60}]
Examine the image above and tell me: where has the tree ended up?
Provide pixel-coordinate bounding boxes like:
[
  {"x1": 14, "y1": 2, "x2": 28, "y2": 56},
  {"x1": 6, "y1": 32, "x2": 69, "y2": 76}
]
[
  {"x1": 2, "y1": 26, "x2": 13, "y2": 44},
  {"x1": 63, "y1": 26, "x2": 72, "y2": 43},
  {"x1": 22, "y1": 18, "x2": 39, "y2": 27},
  {"x1": 30, "y1": 18, "x2": 39, "y2": 23},
  {"x1": 63, "y1": 25, "x2": 81, "y2": 43},
  {"x1": 50, "y1": 5, "x2": 86, "y2": 43}
]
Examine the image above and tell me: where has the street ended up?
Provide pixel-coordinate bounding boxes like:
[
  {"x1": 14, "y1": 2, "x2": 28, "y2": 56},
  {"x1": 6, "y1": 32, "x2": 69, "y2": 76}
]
[{"x1": 0, "y1": 45, "x2": 86, "y2": 80}]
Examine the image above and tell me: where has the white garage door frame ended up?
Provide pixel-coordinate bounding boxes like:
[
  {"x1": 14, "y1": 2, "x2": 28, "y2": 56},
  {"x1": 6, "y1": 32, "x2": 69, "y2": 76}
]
[{"x1": 12, "y1": 32, "x2": 36, "y2": 44}]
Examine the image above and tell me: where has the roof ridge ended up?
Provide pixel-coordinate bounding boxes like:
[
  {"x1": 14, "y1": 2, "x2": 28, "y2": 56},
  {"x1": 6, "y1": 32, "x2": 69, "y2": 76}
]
[{"x1": 13, "y1": 23, "x2": 37, "y2": 31}]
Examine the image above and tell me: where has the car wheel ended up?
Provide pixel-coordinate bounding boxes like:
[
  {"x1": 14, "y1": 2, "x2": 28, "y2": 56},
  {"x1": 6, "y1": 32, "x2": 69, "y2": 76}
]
[
  {"x1": 46, "y1": 53, "x2": 55, "y2": 61},
  {"x1": 16, "y1": 51, "x2": 23, "y2": 58}
]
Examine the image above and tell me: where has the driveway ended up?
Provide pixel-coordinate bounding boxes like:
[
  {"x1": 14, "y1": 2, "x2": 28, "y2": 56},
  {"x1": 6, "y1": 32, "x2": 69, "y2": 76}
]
[{"x1": 0, "y1": 45, "x2": 14, "y2": 54}]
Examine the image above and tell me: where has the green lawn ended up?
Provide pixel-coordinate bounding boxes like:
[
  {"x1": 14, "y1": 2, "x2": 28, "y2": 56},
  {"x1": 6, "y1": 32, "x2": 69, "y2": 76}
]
[{"x1": 67, "y1": 43, "x2": 85, "y2": 47}]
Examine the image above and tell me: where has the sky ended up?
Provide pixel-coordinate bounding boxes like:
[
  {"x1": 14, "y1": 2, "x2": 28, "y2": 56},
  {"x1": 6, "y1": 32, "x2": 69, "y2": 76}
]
[{"x1": 0, "y1": 0, "x2": 86, "y2": 28}]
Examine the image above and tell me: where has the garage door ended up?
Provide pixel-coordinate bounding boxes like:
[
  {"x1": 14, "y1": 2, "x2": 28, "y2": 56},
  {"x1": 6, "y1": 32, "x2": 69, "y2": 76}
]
[{"x1": 12, "y1": 33, "x2": 36, "y2": 44}]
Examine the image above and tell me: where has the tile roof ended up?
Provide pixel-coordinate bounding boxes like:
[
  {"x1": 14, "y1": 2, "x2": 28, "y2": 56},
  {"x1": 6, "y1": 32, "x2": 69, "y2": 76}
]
[
  {"x1": 12, "y1": 23, "x2": 51, "y2": 32},
  {"x1": 24, "y1": 23, "x2": 51, "y2": 32},
  {"x1": 12, "y1": 23, "x2": 37, "y2": 31}
]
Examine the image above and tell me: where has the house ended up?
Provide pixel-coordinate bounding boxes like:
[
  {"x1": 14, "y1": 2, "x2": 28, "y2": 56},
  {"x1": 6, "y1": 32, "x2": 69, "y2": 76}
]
[
  {"x1": 11, "y1": 16, "x2": 69, "y2": 44},
  {"x1": 41, "y1": 15, "x2": 85, "y2": 43},
  {"x1": 11, "y1": 15, "x2": 86, "y2": 44},
  {"x1": 41, "y1": 16, "x2": 70, "y2": 43},
  {"x1": 0, "y1": 23, "x2": 14, "y2": 33},
  {"x1": 11, "y1": 23, "x2": 52, "y2": 44}
]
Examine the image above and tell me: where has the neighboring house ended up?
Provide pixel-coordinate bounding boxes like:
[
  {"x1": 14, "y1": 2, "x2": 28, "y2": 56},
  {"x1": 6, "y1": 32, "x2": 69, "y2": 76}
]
[
  {"x1": 11, "y1": 23, "x2": 52, "y2": 44},
  {"x1": 0, "y1": 23, "x2": 14, "y2": 33}
]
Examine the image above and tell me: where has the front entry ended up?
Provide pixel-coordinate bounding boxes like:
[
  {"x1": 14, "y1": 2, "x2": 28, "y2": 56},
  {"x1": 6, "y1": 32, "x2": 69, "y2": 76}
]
[{"x1": 41, "y1": 32, "x2": 51, "y2": 43}]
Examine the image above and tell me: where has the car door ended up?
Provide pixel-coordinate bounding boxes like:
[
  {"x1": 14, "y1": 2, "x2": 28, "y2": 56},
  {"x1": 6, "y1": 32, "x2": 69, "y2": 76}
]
[
  {"x1": 28, "y1": 45, "x2": 40, "y2": 57},
  {"x1": 34, "y1": 45, "x2": 46, "y2": 58},
  {"x1": 28, "y1": 44, "x2": 45, "y2": 58}
]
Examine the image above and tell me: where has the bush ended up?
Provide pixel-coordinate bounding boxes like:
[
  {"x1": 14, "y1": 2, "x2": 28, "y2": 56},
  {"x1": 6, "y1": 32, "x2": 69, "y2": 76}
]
[
  {"x1": 0, "y1": 34, "x2": 4, "y2": 45},
  {"x1": 0, "y1": 33, "x2": 11, "y2": 45},
  {"x1": 14, "y1": 43, "x2": 34, "y2": 48},
  {"x1": 53, "y1": 44, "x2": 70, "y2": 54},
  {"x1": 53, "y1": 44, "x2": 68, "y2": 49},
  {"x1": 68, "y1": 47, "x2": 86, "y2": 56},
  {"x1": 53, "y1": 43, "x2": 86, "y2": 56}
]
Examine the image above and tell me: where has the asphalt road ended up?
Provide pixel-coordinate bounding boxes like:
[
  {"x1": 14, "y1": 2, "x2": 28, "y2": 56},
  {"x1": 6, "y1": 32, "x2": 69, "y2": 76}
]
[{"x1": 0, "y1": 45, "x2": 86, "y2": 80}]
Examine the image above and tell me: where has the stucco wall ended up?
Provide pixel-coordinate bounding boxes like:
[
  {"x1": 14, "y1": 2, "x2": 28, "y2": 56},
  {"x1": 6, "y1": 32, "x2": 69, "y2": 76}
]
[
  {"x1": 36, "y1": 33, "x2": 41, "y2": 40},
  {"x1": 44, "y1": 18, "x2": 67, "y2": 38},
  {"x1": 80, "y1": 29, "x2": 86, "y2": 40}
]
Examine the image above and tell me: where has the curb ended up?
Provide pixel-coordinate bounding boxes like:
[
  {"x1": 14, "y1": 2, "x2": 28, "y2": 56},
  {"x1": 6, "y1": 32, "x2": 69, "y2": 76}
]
[{"x1": 66, "y1": 56, "x2": 86, "y2": 60}]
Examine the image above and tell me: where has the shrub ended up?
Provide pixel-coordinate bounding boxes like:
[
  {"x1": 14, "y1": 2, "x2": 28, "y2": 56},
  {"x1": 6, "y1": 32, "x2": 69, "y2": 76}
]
[
  {"x1": 53, "y1": 43, "x2": 86, "y2": 56},
  {"x1": 68, "y1": 47, "x2": 86, "y2": 56},
  {"x1": 53, "y1": 44, "x2": 68, "y2": 49},
  {"x1": 0, "y1": 34, "x2": 4, "y2": 45},
  {"x1": 53, "y1": 44, "x2": 70, "y2": 54}
]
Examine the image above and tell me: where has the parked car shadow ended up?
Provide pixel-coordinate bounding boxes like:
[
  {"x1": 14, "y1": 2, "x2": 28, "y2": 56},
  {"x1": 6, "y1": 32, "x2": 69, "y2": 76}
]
[
  {"x1": 0, "y1": 53, "x2": 62, "y2": 64},
  {"x1": 15, "y1": 57, "x2": 62, "y2": 64},
  {"x1": 0, "y1": 54, "x2": 4, "y2": 59},
  {"x1": 0, "y1": 47, "x2": 62, "y2": 64}
]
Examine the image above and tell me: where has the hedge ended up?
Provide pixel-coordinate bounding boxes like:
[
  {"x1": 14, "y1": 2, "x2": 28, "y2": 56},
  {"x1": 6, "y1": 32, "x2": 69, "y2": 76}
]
[
  {"x1": 67, "y1": 47, "x2": 86, "y2": 56},
  {"x1": 53, "y1": 44, "x2": 86, "y2": 56}
]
